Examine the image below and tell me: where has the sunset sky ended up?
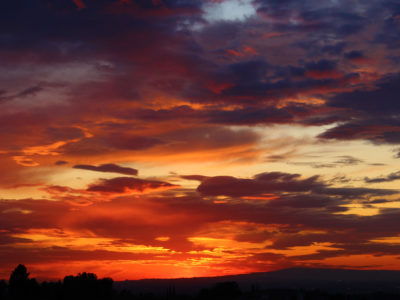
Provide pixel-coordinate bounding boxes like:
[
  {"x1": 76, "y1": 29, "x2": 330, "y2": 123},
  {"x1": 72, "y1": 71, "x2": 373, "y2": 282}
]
[{"x1": 1, "y1": 0, "x2": 400, "y2": 281}]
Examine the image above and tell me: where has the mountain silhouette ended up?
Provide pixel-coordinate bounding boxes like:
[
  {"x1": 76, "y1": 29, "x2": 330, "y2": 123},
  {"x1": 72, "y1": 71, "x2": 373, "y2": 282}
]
[{"x1": 115, "y1": 268, "x2": 400, "y2": 295}]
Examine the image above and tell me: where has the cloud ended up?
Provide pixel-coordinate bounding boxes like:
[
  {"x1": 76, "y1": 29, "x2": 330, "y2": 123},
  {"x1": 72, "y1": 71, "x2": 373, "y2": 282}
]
[
  {"x1": 329, "y1": 73, "x2": 400, "y2": 115},
  {"x1": 202, "y1": 0, "x2": 256, "y2": 23},
  {"x1": 344, "y1": 50, "x2": 369, "y2": 64},
  {"x1": 197, "y1": 172, "x2": 324, "y2": 197},
  {"x1": 320, "y1": 73, "x2": 400, "y2": 144},
  {"x1": 87, "y1": 177, "x2": 178, "y2": 194},
  {"x1": 73, "y1": 163, "x2": 138, "y2": 176},
  {"x1": 375, "y1": 12, "x2": 400, "y2": 49},
  {"x1": 181, "y1": 175, "x2": 209, "y2": 182},
  {"x1": 197, "y1": 171, "x2": 397, "y2": 199},
  {"x1": 334, "y1": 155, "x2": 363, "y2": 166},
  {"x1": 319, "y1": 119, "x2": 400, "y2": 144},
  {"x1": 1, "y1": 172, "x2": 400, "y2": 279},
  {"x1": 288, "y1": 162, "x2": 336, "y2": 168},
  {"x1": 365, "y1": 171, "x2": 400, "y2": 183},
  {"x1": 0, "y1": 85, "x2": 44, "y2": 102},
  {"x1": 287, "y1": 155, "x2": 363, "y2": 169},
  {"x1": 305, "y1": 59, "x2": 342, "y2": 79}
]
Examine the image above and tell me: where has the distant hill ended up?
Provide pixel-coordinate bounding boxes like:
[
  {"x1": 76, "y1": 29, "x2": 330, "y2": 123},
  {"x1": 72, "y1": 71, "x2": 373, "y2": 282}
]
[{"x1": 114, "y1": 268, "x2": 400, "y2": 295}]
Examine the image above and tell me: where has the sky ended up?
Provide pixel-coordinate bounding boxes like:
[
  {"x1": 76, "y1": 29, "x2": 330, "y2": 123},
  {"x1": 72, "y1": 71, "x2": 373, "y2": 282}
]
[{"x1": 1, "y1": 0, "x2": 400, "y2": 281}]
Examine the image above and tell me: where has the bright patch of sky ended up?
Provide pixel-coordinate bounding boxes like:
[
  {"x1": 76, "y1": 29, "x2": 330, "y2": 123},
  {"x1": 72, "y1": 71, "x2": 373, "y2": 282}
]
[{"x1": 203, "y1": 0, "x2": 257, "y2": 23}]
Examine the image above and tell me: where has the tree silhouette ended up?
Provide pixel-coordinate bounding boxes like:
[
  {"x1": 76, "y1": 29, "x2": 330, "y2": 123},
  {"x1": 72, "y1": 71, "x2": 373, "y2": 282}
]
[
  {"x1": 8, "y1": 264, "x2": 39, "y2": 300},
  {"x1": 63, "y1": 272, "x2": 114, "y2": 300},
  {"x1": 9, "y1": 264, "x2": 29, "y2": 286}
]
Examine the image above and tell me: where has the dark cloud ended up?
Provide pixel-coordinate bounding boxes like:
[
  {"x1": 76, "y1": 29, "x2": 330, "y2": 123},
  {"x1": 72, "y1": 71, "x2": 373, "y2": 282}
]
[
  {"x1": 321, "y1": 42, "x2": 347, "y2": 55},
  {"x1": 181, "y1": 175, "x2": 209, "y2": 182},
  {"x1": 319, "y1": 118, "x2": 400, "y2": 144},
  {"x1": 320, "y1": 73, "x2": 400, "y2": 144},
  {"x1": 197, "y1": 171, "x2": 398, "y2": 199},
  {"x1": 334, "y1": 155, "x2": 363, "y2": 166},
  {"x1": 329, "y1": 73, "x2": 400, "y2": 114},
  {"x1": 328, "y1": 175, "x2": 352, "y2": 184},
  {"x1": 73, "y1": 163, "x2": 138, "y2": 176},
  {"x1": 15, "y1": 85, "x2": 43, "y2": 98},
  {"x1": 288, "y1": 156, "x2": 363, "y2": 169},
  {"x1": 375, "y1": 12, "x2": 400, "y2": 49},
  {"x1": 365, "y1": 171, "x2": 400, "y2": 183},
  {"x1": 197, "y1": 172, "x2": 324, "y2": 197},
  {"x1": 288, "y1": 161, "x2": 336, "y2": 168},
  {"x1": 304, "y1": 59, "x2": 341, "y2": 79},
  {"x1": 344, "y1": 50, "x2": 367, "y2": 63},
  {"x1": 256, "y1": 0, "x2": 368, "y2": 38},
  {"x1": 315, "y1": 186, "x2": 397, "y2": 197},
  {"x1": 87, "y1": 177, "x2": 178, "y2": 193},
  {"x1": 0, "y1": 85, "x2": 44, "y2": 102},
  {"x1": 207, "y1": 106, "x2": 294, "y2": 125}
]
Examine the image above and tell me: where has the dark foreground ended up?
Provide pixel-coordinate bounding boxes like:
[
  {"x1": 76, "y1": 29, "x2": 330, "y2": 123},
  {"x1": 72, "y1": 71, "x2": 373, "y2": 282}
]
[{"x1": 2, "y1": 265, "x2": 400, "y2": 300}]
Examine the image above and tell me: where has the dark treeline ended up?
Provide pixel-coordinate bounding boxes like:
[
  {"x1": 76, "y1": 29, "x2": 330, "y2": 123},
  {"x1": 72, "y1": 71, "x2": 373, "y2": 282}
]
[{"x1": 1, "y1": 265, "x2": 400, "y2": 300}]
